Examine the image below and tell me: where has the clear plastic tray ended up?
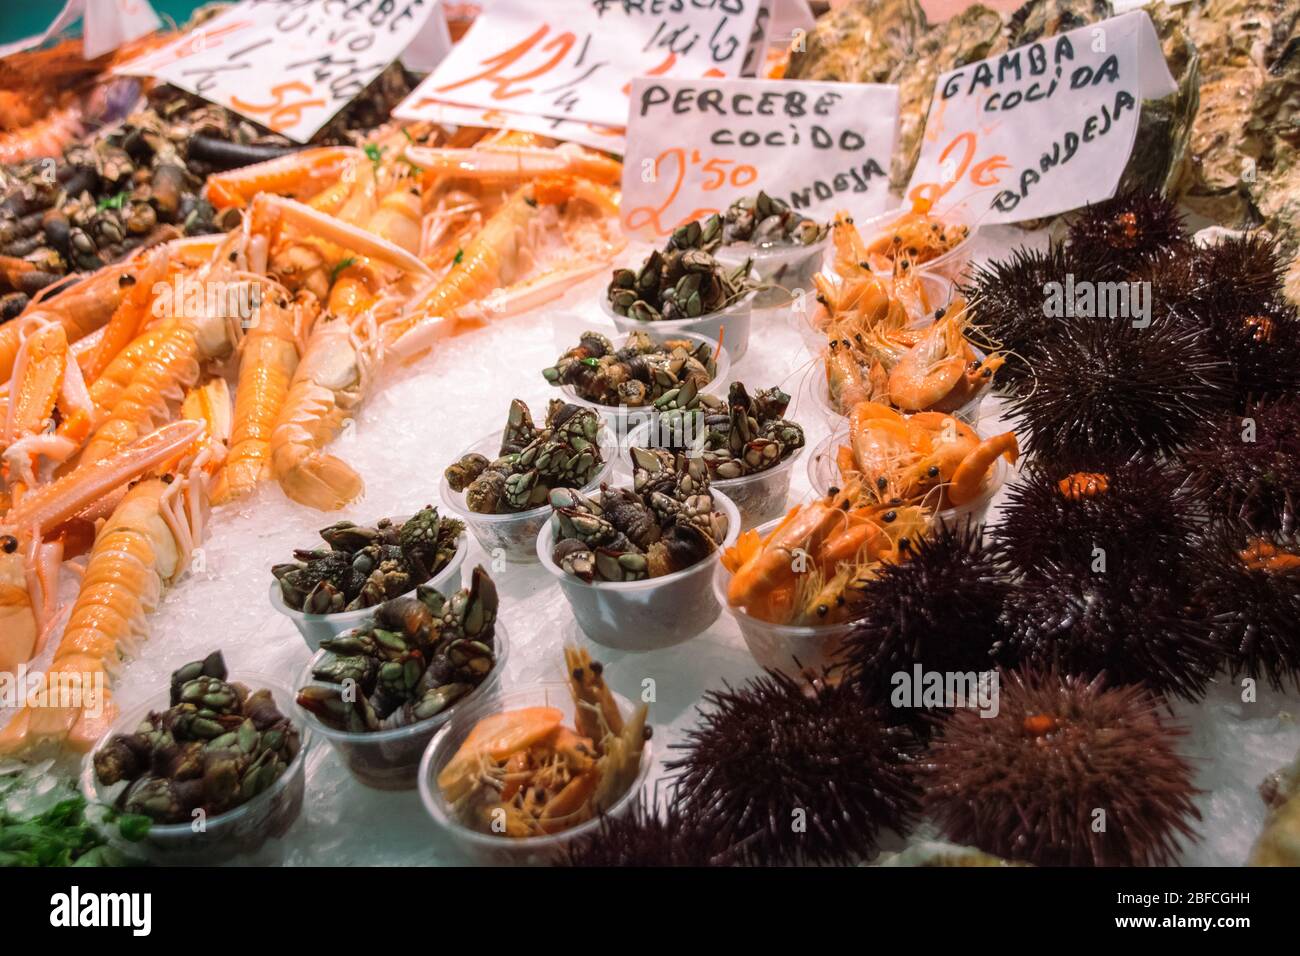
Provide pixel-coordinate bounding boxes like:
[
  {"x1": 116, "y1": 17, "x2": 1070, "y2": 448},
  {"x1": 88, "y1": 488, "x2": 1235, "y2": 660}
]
[
  {"x1": 418, "y1": 683, "x2": 652, "y2": 866},
  {"x1": 536, "y1": 489, "x2": 741, "y2": 649},
  {"x1": 805, "y1": 428, "x2": 1012, "y2": 529},
  {"x1": 440, "y1": 425, "x2": 617, "y2": 564},
  {"x1": 716, "y1": 233, "x2": 830, "y2": 309},
  {"x1": 554, "y1": 328, "x2": 732, "y2": 436},
  {"x1": 269, "y1": 520, "x2": 468, "y2": 651},
  {"x1": 294, "y1": 621, "x2": 510, "y2": 791},
  {"x1": 80, "y1": 672, "x2": 310, "y2": 866},
  {"x1": 854, "y1": 202, "x2": 980, "y2": 284},
  {"x1": 602, "y1": 277, "x2": 756, "y2": 361},
  {"x1": 714, "y1": 536, "x2": 858, "y2": 684},
  {"x1": 625, "y1": 419, "x2": 802, "y2": 530}
]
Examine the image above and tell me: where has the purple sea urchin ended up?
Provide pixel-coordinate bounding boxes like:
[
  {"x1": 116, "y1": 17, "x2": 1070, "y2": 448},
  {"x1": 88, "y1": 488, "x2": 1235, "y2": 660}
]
[
  {"x1": 1066, "y1": 190, "x2": 1188, "y2": 279},
  {"x1": 666, "y1": 672, "x2": 918, "y2": 865},
  {"x1": 992, "y1": 456, "x2": 1199, "y2": 580},
  {"x1": 1189, "y1": 234, "x2": 1288, "y2": 317},
  {"x1": 962, "y1": 244, "x2": 1077, "y2": 392},
  {"x1": 1192, "y1": 525, "x2": 1300, "y2": 691},
  {"x1": 565, "y1": 795, "x2": 735, "y2": 867},
  {"x1": 919, "y1": 669, "x2": 1201, "y2": 866},
  {"x1": 844, "y1": 522, "x2": 1013, "y2": 713},
  {"x1": 1180, "y1": 396, "x2": 1300, "y2": 534},
  {"x1": 1006, "y1": 316, "x2": 1228, "y2": 460},
  {"x1": 1001, "y1": 569, "x2": 1219, "y2": 701},
  {"x1": 1173, "y1": 296, "x2": 1300, "y2": 409}
]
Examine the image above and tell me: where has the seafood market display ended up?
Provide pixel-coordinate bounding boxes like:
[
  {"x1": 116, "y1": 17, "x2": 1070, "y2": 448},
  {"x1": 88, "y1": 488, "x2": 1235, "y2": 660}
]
[
  {"x1": 1, "y1": 0, "x2": 1299, "y2": 877},
  {"x1": 433, "y1": 648, "x2": 648, "y2": 840},
  {"x1": 547, "y1": 449, "x2": 730, "y2": 583},
  {"x1": 544, "y1": 330, "x2": 720, "y2": 410},
  {"x1": 91, "y1": 652, "x2": 302, "y2": 825},
  {"x1": 272, "y1": 507, "x2": 464, "y2": 614},
  {"x1": 444, "y1": 400, "x2": 604, "y2": 515}
]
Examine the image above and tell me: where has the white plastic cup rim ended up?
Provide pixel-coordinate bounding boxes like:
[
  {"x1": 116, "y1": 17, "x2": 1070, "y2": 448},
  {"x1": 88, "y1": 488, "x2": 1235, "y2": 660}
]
[
  {"x1": 717, "y1": 230, "x2": 831, "y2": 262},
  {"x1": 438, "y1": 425, "x2": 618, "y2": 527},
  {"x1": 293, "y1": 620, "x2": 511, "y2": 746},
  {"x1": 80, "y1": 672, "x2": 312, "y2": 838},
  {"x1": 535, "y1": 487, "x2": 742, "y2": 591},
  {"x1": 554, "y1": 328, "x2": 732, "y2": 419},
  {"x1": 269, "y1": 526, "x2": 469, "y2": 631},
  {"x1": 417, "y1": 683, "x2": 652, "y2": 853},
  {"x1": 623, "y1": 418, "x2": 806, "y2": 493}
]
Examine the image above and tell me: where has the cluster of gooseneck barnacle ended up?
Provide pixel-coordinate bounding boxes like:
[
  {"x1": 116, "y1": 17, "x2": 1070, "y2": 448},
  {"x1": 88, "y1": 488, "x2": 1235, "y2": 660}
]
[
  {"x1": 296, "y1": 567, "x2": 499, "y2": 733},
  {"x1": 271, "y1": 507, "x2": 463, "y2": 614},
  {"x1": 444, "y1": 399, "x2": 604, "y2": 514},
  {"x1": 548, "y1": 449, "x2": 730, "y2": 583},
  {"x1": 544, "y1": 329, "x2": 719, "y2": 409},
  {"x1": 651, "y1": 381, "x2": 804, "y2": 480}
]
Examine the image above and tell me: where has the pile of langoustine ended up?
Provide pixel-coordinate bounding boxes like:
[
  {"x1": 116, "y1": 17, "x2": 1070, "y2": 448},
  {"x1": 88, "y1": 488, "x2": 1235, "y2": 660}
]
[{"x1": 0, "y1": 129, "x2": 626, "y2": 756}]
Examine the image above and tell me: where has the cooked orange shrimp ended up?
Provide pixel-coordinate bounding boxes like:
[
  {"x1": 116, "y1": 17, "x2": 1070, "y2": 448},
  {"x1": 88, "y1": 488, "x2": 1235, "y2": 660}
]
[{"x1": 213, "y1": 288, "x2": 316, "y2": 503}]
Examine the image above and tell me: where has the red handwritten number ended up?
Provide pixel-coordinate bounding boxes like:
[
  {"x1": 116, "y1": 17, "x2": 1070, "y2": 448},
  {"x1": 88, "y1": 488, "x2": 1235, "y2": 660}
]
[
  {"x1": 625, "y1": 149, "x2": 760, "y2": 236},
  {"x1": 909, "y1": 131, "x2": 1008, "y2": 208}
]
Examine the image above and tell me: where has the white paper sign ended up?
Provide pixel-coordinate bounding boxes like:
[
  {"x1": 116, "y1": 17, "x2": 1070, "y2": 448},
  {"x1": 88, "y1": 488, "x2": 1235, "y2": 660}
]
[
  {"x1": 905, "y1": 11, "x2": 1176, "y2": 224},
  {"x1": 399, "y1": 0, "x2": 453, "y2": 73},
  {"x1": 0, "y1": 0, "x2": 161, "y2": 60},
  {"x1": 395, "y1": 0, "x2": 763, "y2": 129},
  {"x1": 401, "y1": 100, "x2": 626, "y2": 153},
  {"x1": 621, "y1": 77, "x2": 898, "y2": 240},
  {"x1": 83, "y1": 0, "x2": 163, "y2": 59},
  {"x1": 115, "y1": 0, "x2": 439, "y2": 143}
]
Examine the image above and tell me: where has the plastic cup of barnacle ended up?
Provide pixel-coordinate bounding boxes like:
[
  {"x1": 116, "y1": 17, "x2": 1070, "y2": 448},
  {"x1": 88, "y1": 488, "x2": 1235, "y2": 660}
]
[
  {"x1": 806, "y1": 342, "x2": 990, "y2": 428},
  {"x1": 712, "y1": 533, "x2": 861, "y2": 686},
  {"x1": 440, "y1": 425, "x2": 618, "y2": 565},
  {"x1": 715, "y1": 232, "x2": 831, "y2": 309},
  {"x1": 625, "y1": 418, "x2": 804, "y2": 531},
  {"x1": 854, "y1": 201, "x2": 980, "y2": 284},
  {"x1": 268, "y1": 515, "x2": 470, "y2": 652},
  {"x1": 805, "y1": 423, "x2": 1013, "y2": 532},
  {"x1": 601, "y1": 283, "x2": 757, "y2": 361},
  {"x1": 293, "y1": 623, "x2": 510, "y2": 791},
  {"x1": 536, "y1": 489, "x2": 741, "y2": 650},
  {"x1": 81, "y1": 673, "x2": 311, "y2": 866},
  {"x1": 418, "y1": 683, "x2": 653, "y2": 866},
  {"x1": 549, "y1": 328, "x2": 732, "y2": 439}
]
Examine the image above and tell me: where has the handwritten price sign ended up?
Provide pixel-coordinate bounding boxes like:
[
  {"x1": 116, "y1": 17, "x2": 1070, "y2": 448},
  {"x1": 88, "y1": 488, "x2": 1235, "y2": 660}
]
[
  {"x1": 396, "y1": 0, "x2": 763, "y2": 129},
  {"x1": 399, "y1": 101, "x2": 626, "y2": 153},
  {"x1": 621, "y1": 77, "x2": 898, "y2": 240},
  {"x1": 0, "y1": 0, "x2": 161, "y2": 60},
  {"x1": 905, "y1": 11, "x2": 1175, "y2": 224},
  {"x1": 115, "y1": 0, "x2": 439, "y2": 143}
]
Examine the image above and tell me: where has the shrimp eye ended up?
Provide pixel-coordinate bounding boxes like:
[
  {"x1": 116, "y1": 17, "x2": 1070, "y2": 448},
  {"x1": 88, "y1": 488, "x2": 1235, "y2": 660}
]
[
  {"x1": 928, "y1": 465, "x2": 940, "y2": 477},
  {"x1": 0, "y1": 535, "x2": 17, "y2": 554},
  {"x1": 883, "y1": 511, "x2": 897, "y2": 522}
]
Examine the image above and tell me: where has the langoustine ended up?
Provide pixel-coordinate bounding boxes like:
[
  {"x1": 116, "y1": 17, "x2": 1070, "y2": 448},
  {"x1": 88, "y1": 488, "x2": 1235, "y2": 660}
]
[{"x1": 0, "y1": 462, "x2": 212, "y2": 753}]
